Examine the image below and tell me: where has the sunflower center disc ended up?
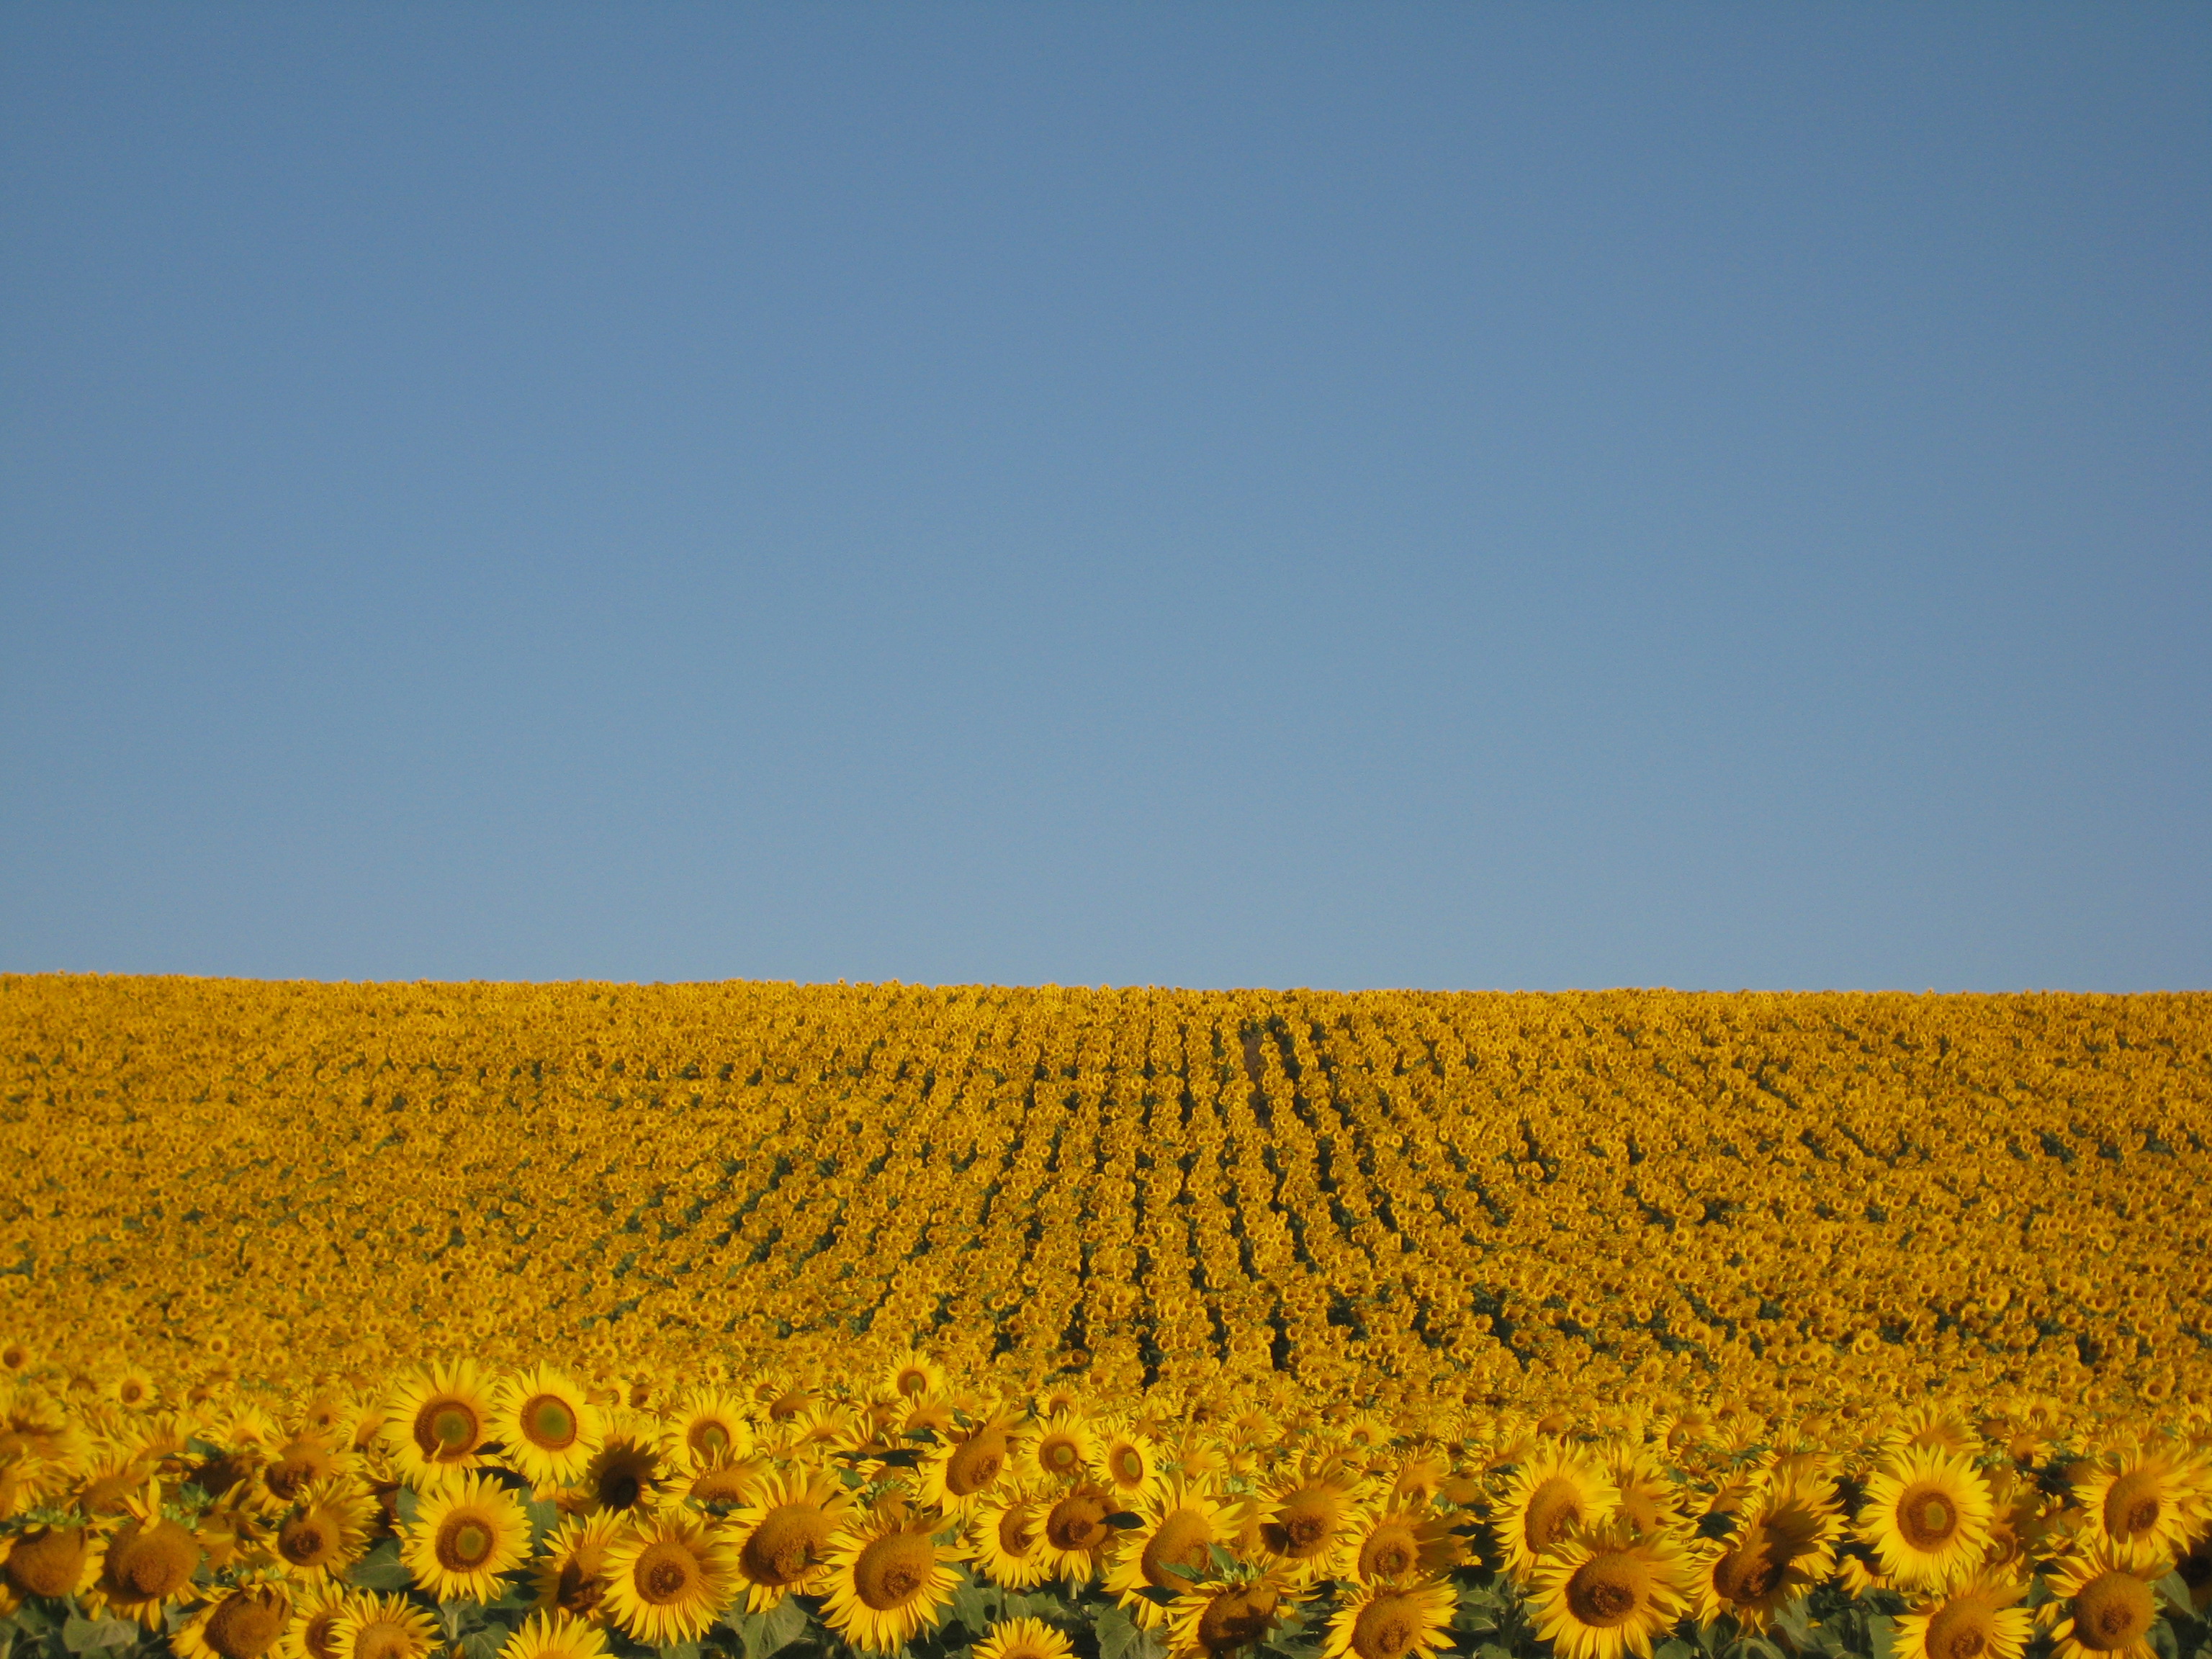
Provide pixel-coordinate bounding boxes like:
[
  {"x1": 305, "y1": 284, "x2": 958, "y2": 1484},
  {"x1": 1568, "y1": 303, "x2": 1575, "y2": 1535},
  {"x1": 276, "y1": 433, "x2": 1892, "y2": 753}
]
[
  {"x1": 1352, "y1": 1601, "x2": 1419, "y2": 1659},
  {"x1": 527, "y1": 1398, "x2": 577, "y2": 1449},
  {"x1": 206, "y1": 1596, "x2": 284, "y2": 1659},
  {"x1": 855, "y1": 1536, "x2": 932, "y2": 1610},
  {"x1": 1925, "y1": 1603, "x2": 1991, "y2": 1659}
]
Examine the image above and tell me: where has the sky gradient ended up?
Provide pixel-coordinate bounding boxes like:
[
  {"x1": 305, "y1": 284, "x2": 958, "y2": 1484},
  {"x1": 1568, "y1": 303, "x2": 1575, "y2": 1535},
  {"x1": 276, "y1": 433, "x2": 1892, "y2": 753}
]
[{"x1": 3, "y1": 4, "x2": 2207, "y2": 992}]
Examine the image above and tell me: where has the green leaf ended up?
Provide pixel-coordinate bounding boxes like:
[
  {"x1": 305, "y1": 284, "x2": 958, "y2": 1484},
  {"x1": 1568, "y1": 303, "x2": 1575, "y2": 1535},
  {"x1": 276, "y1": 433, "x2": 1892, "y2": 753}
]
[
  {"x1": 1866, "y1": 1614, "x2": 1897, "y2": 1659},
  {"x1": 1097, "y1": 1607, "x2": 1163, "y2": 1659},
  {"x1": 347, "y1": 1538, "x2": 414, "y2": 1593},
  {"x1": 2159, "y1": 1575, "x2": 2194, "y2": 1614},
  {"x1": 461, "y1": 1632, "x2": 507, "y2": 1659},
  {"x1": 758, "y1": 1594, "x2": 810, "y2": 1658},
  {"x1": 1772, "y1": 1600, "x2": 1816, "y2": 1652},
  {"x1": 394, "y1": 1487, "x2": 422, "y2": 1526},
  {"x1": 1655, "y1": 1641, "x2": 1695, "y2": 1659},
  {"x1": 660, "y1": 1643, "x2": 701, "y2": 1659},
  {"x1": 60, "y1": 1618, "x2": 137, "y2": 1655}
]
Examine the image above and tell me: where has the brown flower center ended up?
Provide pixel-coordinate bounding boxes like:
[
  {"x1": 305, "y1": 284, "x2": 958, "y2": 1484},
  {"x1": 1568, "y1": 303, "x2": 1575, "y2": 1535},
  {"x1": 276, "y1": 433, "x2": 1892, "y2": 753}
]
[
  {"x1": 413, "y1": 1397, "x2": 480, "y2": 1461},
  {"x1": 204, "y1": 1593, "x2": 286, "y2": 1659},
  {"x1": 744, "y1": 1506, "x2": 832, "y2": 1585},
  {"x1": 280, "y1": 1516, "x2": 339, "y2": 1568},
  {"x1": 1350, "y1": 1593, "x2": 1423, "y2": 1659},
  {"x1": 853, "y1": 1532, "x2": 935, "y2": 1611},
  {"x1": 354, "y1": 1617, "x2": 420, "y2": 1659},
  {"x1": 2073, "y1": 1573, "x2": 2154, "y2": 1650},
  {"x1": 1898, "y1": 1487, "x2": 1958, "y2": 1552},
  {"x1": 947, "y1": 1429, "x2": 1008, "y2": 1497},
  {"x1": 1359, "y1": 1522, "x2": 1420, "y2": 1583},
  {"x1": 2104, "y1": 1473, "x2": 2162, "y2": 1541},
  {"x1": 634, "y1": 1541, "x2": 698, "y2": 1604},
  {"x1": 1142, "y1": 1509, "x2": 1214, "y2": 1589},
  {"x1": 1925, "y1": 1599, "x2": 1996, "y2": 1659},
  {"x1": 523, "y1": 1397, "x2": 579, "y2": 1452},
  {"x1": 4, "y1": 1528, "x2": 89, "y2": 1600},
  {"x1": 1196, "y1": 1584, "x2": 1279, "y2": 1653},
  {"x1": 1565, "y1": 1552, "x2": 1648, "y2": 1629},
  {"x1": 997, "y1": 1501, "x2": 1040, "y2": 1557},
  {"x1": 435, "y1": 1514, "x2": 496, "y2": 1572},
  {"x1": 107, "y1": 1520, "x2": 202, "y2": 1601},
  {"x1": 1523, "y1": 1478, "x2": 1586, "y2": 1555},
  {"x1": 1046, "y1": 1490, "x2": 1112, "y2": 1553}
]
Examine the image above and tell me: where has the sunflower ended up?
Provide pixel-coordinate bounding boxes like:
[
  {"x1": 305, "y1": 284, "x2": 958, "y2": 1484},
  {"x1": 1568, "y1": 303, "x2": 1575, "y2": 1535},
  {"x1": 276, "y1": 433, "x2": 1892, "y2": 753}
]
[
  {"x1": 499, "y1": 1611, "x2": 611, "y2": 1659},
  {"x1": 1321, "y1": 1576, "x2": 1457, "y2": 1659},
  {"x1": 600, "y1": 1511, "x2": 740, "y2": 1647},
  {"x1": 273, "y1": 1478, "x2": 377, "y2": 1581},
  {"x1": 678, "y1": 1454, "x2": 768, "y2": 1511},
  {"x1": 662, "y1": 1387, "x2": 753, "y2": 1476},
  {"x1": 1023, "y1": 1410, "x2": 1097, "y2": 1484},
  {"x1": 85, "y1": 1489, "x2": 205, "y2": 1629},
  {"x1": 916, "y1": 1415, "x2": 1017, "y2": 1513},
  {"x1": 403, "y1": 1470, "x2": 532, "y2": 1601},
  {"x1": 2041, "y1": 1543, "x2": 2170, "y2": 1659},
  {"x1": 174, "y1": 1582, "x2": 294, "y2": 1659},
  {"x1": 972, "y1": 1480, "x2": 1060, "y2": 1591},
  {"x1": 1895, "y1": 1574, "x2": 2033, "y2": 1659},
  {"x1": 1098, "y1": 1422, "x2": 1166, "y2": 1509},
  {"x1": 1344, "y1": 1500, "x2": 1460, "y2": 1587},
  {"x1": 275, "y1": 1578, "x2": 354, "y2": 1659},
  {"x1": 1606, "y1": 1447, "x2": 1683, "y2": 1539},
  {"x1": 573, "y1": 1411, "x2": 665, "y2": 1514},
  {"x1": 1857, "y1": 1447, "x2": 1995, "y2": 1593},
  {"x1": 1037, "y1": 1482, "x2": 1128, "y2": 1584},
  {"x1": 112, "y1": 1371, "x2": 158, "y2": 1412},
  {"x1": 1104, "y1": 1475, "x2": 1238, "y2": 1629},
  {"x1": 1691, "y1": 1467, "x2": 1840, "y2": 1632},
  {"x1": 492, "y1": 1366, "x2": 604, "y2": 1491},
  {"x1": 531, "y1": 1510, "x2": 631, "y2": 1621},
  {"x1": 381, "y1": 1361, "x2": 498, "y2": 1488},
  {"x1": 1494, "y1": 1443, "x2": 1621, "y2": 1584},
  {"x1": 2072, "y1": 1445, "x2": 2212, "y2": 1565},
  {"x1": 251, "y1": 1436, "x2": 356, "y2": 1514},
  {"x1": 884, "y1": 1352, "x2": 949, "y2": 1403},
  {"x1": 729, "y1": 1467, "x2": 851, "y2": 1611},
  {"x1": 1, "y1": 1523, "x2": 102, "y2": 1611},
  {"x1": 1528, "y1": 1524, "x2": 1696, "y2": 1659},
  {"x1": 818, "y1": 1506, "x2": 965, "y2": 1654},
  {"x1": 1255, "y1": 1462, "x2": 1362, "y2": 1584},
  {"x1": 974, "y1": 1616, "x2": 1076, "y2": 1659},
  {"x1": 1164, "y1": 1566, "x2": 1298, "y2": 1659},
  {"x1": 329, "y1": 1591, "x2": 439, "y2": 1659}
]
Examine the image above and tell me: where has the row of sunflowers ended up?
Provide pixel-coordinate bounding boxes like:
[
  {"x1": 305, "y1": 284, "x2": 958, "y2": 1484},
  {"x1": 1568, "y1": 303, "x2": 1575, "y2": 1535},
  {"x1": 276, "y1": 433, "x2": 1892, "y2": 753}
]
[
  {"x1": 2, "y1": 978, "x2": 2207, "y2": 1411},
  {"x1": 1, "y1": 1354, "x2": 2210, "y2": 1659}
]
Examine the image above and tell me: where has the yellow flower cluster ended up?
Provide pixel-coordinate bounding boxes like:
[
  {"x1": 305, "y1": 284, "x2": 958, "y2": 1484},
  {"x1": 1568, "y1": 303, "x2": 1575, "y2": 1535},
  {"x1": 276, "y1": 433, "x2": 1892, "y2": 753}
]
[
  {"x1": 2, "y1": 976, "x2": 2207, "y2": 1413},
  {"x1": 0, "y1": 1357, "x2": 2208, "y2": 1659}
]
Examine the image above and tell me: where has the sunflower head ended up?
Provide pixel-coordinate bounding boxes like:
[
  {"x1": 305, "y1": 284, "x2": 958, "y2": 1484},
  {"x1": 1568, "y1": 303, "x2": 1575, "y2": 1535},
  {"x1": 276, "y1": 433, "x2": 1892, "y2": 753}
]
[
  {"x1": 176, "y1": 1585, "x2": 294, "y2": 1659},
  {"x1": 1529, "y1": 1524, "x2": 1695, "y2": 1659},
  {"x1": 331, "y1": 1591, "x2": 440, "y2": 1659},
  {"x1": 380, "y1": 1362, "x2": 495, "y2": 1488},
  {"x1": 601, "y1": 1511, "x2": 741, "y2": 1647},
  {"x1": 1495, "y1": 1444, "x2": 1621, "y2": 1583},
  {"x1": 1858, "y1": 1447, "x2": 1995, "y2": 1593},
  {"x1": 1322, "y1": 1577, "x2": 1457, "y2": 1659},
  {"x1": 1165, "y1": 1568, "x2": 1296, "y2": 1659},
  {"x1": 731, "y1": 1469, "x2": 851, "y2": 1611},
  {"x1": 974, "y1": 1616, "x2": 1075, "y2": 1659},
  {"x1": 402, "y1": 1471, "x2": 531, "y2": 1602},
  {"x1": 2042, "y1": 1544, "x2": 2170, "y2": 1659},
  {"x1": 1895, "y1": 1574, "x2": 2032, "y2": 1659},
  {"x1": 493, "y1": 1366, "x2": 604, "y2": 1490},
  {"x1": 819, "y1": 1507, "x2": 965, "y2": 1655},
  {"x1": 498, "y1": 1611, "x2": 611, "y2": 1659}
]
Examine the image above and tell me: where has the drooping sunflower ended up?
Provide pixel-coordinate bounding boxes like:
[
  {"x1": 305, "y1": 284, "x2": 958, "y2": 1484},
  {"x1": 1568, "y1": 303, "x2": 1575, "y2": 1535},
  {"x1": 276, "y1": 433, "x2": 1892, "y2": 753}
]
[
  {"x1": 2072, "y1": 1445, "x2": 2212, "y2": 1565},
  {"x1": 491, "y1": 1365, "x2": 604, "y2": 1491},
  {"x1": 1527, "y1": 1523, "x2": 1696, "y2": 1659},
  {"x1": 1164, "y1": 1567, "x2": 1298, "y2": 1659},
  {"x1": 1346, "y1": 1501, "x2": 1462, "y2": 1587},
  {"x1": 1857, "y1": 1447, "x2": 1995, "y2": 1593},
  {"x1": 499, "y1": 1611, "x2": 611, "y2": 1659},
  {"x1": 252, "y1": 1437, "x2": 357, "y2": 1515},
  {"x1": 728, "y1": 1467, "x2": 852, "y2": 1611},
  {"x1": 329, "y1": 1591, "x2": 439, "y2": 1659},
  {"x1": 1494, "y1": 1443, "x2": 1622, "y2": 1585},
  {"x1": 1104, "y1": 1475, "x2": 1238, "y2": 1628},
  {"x1": 1255, "y1": 1462, "x2": 1363, "y2": 1585},
  {"x1": 174, "y1": 1582, "x2": 294, "y2": 1659},
  {"x1": 818, "y1": 1505, "x2": 965, "y2": 1655},
  {"x1": 916, "y1": 1415, "x2": 1017, "y2": 1514},
  {"x1": 1097, "y1": 1422, "x2": 1166, "y2": 1510},
  {"x1": 381, "y1": 1361, "x2": 498, "y2": 1489},
  {"x1": 403, "y1": 1470, "x2": 532, "y2": 1601},
  {"x1": 1037, "y1": 1482, "x2": 1128, "y2": 1584},
  {"x1": 1321, "y1": 1576, "x2": 1457, "y2": 1659},
  {"x1": 2041, "y1": 1543, "x2": 2170, "y2": 1659},
  {"x1": 272, "y1": 1478, "x2": 377, "y2": 1581},
  {"x1": 974, "y1": 1616, "x2": 1076, "y2": 1659},
  {"x1": 575, "y1": 1411, "x2": 666, "y2": 1515},
  {"x1": 1606, "y1": 1447, "x2": 1683, "y2": 1539},
  {"x1": 531, "y1": 1510, "x2": 631, "y2": 1622},
  {"x1": 1895, "y1": 1573, "x2": 2033, "y2": 1659},
  {"x1": 1023, "y1": 1409, "x2": 1098, "y2": 1485},
  {"x1": 274, "y1": 1578, "x2": 354, "y2": 1659},
  {"x1": 600, "y1": 1510, "x2": 740, "y2": 1647},
  {"x1": 1690, "y1": 1467, "x2": 1841, "y2": 1632},
  {"x1": 1, "y1": 1523, "x2": 102, "y2": 1611},
  {"x1": 678, "y1": 1454, "x2": 768, "y2": 1511},
  {"x1": 971, "y1": 1479, "x2": 1059, "y2": 1591},
  {"x1": 85, "y1": 1489, "x2": 205, "y2": 1629}
]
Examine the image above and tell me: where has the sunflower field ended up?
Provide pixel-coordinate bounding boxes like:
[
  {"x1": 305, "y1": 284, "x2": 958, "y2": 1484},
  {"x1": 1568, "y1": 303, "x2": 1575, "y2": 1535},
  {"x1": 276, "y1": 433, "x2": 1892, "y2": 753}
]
[{"x1": 2, "y1": 976, "x2": 2209, "y2": 1659}]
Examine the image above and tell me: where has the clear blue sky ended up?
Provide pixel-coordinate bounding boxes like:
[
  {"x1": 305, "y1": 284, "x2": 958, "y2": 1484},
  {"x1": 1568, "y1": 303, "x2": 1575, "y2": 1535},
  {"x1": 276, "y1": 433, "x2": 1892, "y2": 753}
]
[{"x1": 3, "y1": 5, "x2": 2206, "y2": 992}]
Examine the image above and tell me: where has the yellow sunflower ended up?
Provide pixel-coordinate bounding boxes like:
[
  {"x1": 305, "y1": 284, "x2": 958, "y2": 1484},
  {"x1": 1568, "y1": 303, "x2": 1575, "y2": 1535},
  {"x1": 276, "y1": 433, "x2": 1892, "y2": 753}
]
[
  {"x1": 1346, "y1": 1501, "x2": 1462, "y2": 1587},
  {"x1": 499, "y1": 1611, "x2": 611, "y2": 1659},
  {"x1": 272, "y1": 1478, "x2": 377, "y2": 1581},
  {"x1": 1856, "y1": 1447, "x2": 1995, "y2": 1593},
  {"x1": 1255, "y1": 1462, "x2": 1363, "y2": 1585},
  {"x1": 2041, "y1": 1543, "x2": 2170, "y2": 1659},
  {"x1": 174, "y1": 1582, "x2": 295, "y2": 1659},
  {"x1": 678, "y1": 1454, "x2": 769, "y2": 1511},
  {"x1": 380, "y1": 1361, "x2": 498, "y2": 1489},
  {"x1": 1895, "y1": 1573, "x2": 2033, "y2": 1659},
  {"x1": 1494, "y1": 1443, "x2": 1621, "y2": 1585},
  {"x1": 1606, "y1": 1447, "x2": 1683, "y2": 1539},
  {"x1": 112, "y1": 1371, "x2": 158, "y2": 1412},
  {"x1": 916, "y1": 1415, "x2": 1017, "y2": 1514},
  {"x1": 818, "y1": 1506, "x2": 965, "y2": 1654},
  {"x1": 974, "y1": 1616, "x2": 1076, "y2": 1659},
  {"x1": 275, "y1": 1578, "x2": 354, "y2": 1659},
  {"x1": 662, "y1": 1388, "x2": 754, "y2": 1476},
  {"x1": 1023, "y1": 1410, "x2": 1098, "y2": 1484},
  {"x1": 1, "y1": 1524, "x2": 102, "y2": 1611},
  {"x1": 1164, "y1": 1567, "x2": 1298, "y2": 1659},
  {"x1": 85, "y1": 1490, "x2": 204, "y2": 1629},
  {"x1": 883, "y1": 1352, "x2": 949, "y2": 1403},
  {"x1": 1098, "y1": 1422, "x2": 1166, "y2": 1510},
  {"x1": 403, "y1": 1470, "x2": 532, "y2": 1601},
  {"x1": 1321, "y1": 1576, "x2": 1457, "y2": 1659},
  {"x1": 531, "y1": 1510, "x2": 631, "y2": 1622},
  {"x1": 600, "y1": 1511, "x2": 740, "y2": 1647},
  {"x1": 728, "y1": 1467, "x2": 852, "y2": 1611},
  {"x1": 1038, "y1": 1483, "x2": 1128, "y2": 1585},
  {"x1": 972, "y1": 1480, "x2": 1061, "y2": 1591},
  {"x1": 2073, "y1": 1445, "x2": 2212, "y2": 1565},
  {"x1": 329, "y1": 1591, "x2": 439, "y2": 1659},
  {"x1": 575, "y1": 1411, "x2": 666, "y2": 1515},
  {"x1": 492, "y1": 1365, "x2": 604, "y2": 1491},
  {"x1": 1104, "y1": 1475, "x2": 1238, "y2": 1628},
  {"x1": 1528, "y1": 1524, "x2": 1696, "y2": 1659},
  {"x1": 253, "y1": 1437, "x2": 357, "y2": 1515},
  {"x1": 1691, "y1": 1467, "x2": 1841, "y2": 1632}
]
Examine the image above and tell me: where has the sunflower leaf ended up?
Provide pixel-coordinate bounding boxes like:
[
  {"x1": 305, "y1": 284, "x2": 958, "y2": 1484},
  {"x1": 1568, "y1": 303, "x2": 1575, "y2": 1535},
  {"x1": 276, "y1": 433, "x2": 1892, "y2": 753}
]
[
  {"x1": 59, "y1": 1619, "x2": 135, "y2": 1655},
  {"x1": 394, "y1": 1487, "x2": 421, "y2": 1526},
  {"x1": 1864, "y1": 1614, "x2": 1897, "y2": 1659},
  {"x1": 1654, "y1": 1640, "x2": 1694, "y2": 1659},
  {"x1": 758, "y1": 1593, "x2": 811, "y2": 1657},
  {"x1": 2157, "y1": 1573, "x2": 2193, "y2": 1614},
  {"x1": 347, "y1": 1538, "x2": 413, "y2": 1592}
]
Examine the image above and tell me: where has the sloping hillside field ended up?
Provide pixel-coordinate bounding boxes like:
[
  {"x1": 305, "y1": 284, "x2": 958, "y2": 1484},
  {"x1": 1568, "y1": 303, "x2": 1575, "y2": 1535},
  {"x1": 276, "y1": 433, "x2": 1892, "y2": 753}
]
[{"x1": 1, "y1": 976, "x2": 2208, "y2": 1659}]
